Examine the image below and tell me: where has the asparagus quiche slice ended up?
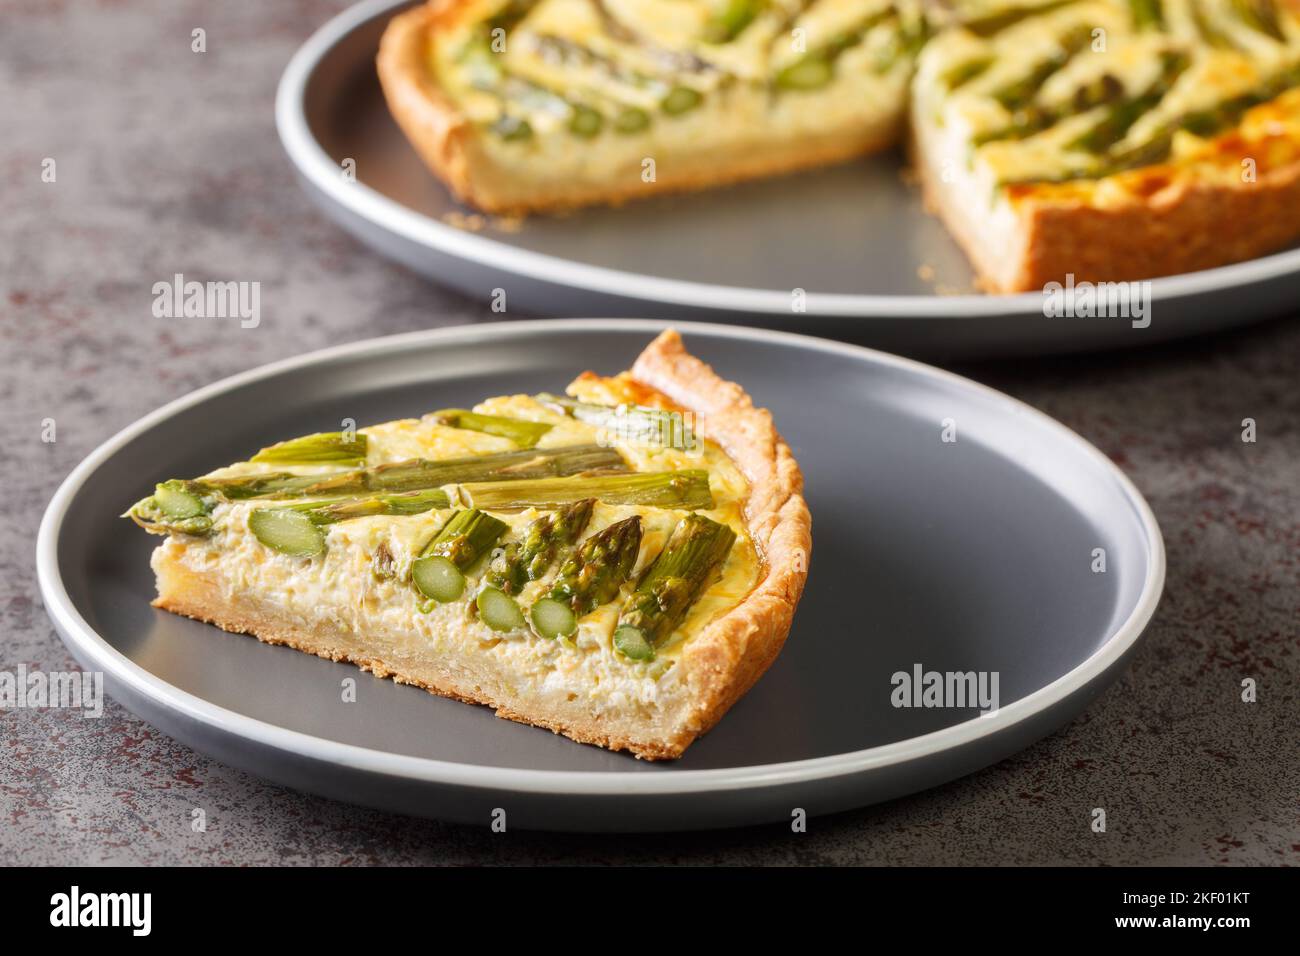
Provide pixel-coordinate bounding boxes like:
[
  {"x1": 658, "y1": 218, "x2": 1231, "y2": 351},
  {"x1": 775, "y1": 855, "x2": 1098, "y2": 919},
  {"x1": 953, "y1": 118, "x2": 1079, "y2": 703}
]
[
  {"x1": 913, "y1": 0, "x2": 1300, "y2": 291},
  {"x1": 377, "y1": 0, "x2": 925, "y2": 213},
  {"x1": 127, "y1": 331, "x2": 810, "y2": 760}
]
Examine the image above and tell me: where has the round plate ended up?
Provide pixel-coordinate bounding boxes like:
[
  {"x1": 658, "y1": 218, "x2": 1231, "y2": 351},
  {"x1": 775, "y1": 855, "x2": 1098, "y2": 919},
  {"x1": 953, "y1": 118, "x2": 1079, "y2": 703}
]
[
  {"x1": 275, "y1": 0, "x2": 1300, "y2": 358},
  {"x1": 38, "y1": 320, "x2": 1164, "y2": 831}
]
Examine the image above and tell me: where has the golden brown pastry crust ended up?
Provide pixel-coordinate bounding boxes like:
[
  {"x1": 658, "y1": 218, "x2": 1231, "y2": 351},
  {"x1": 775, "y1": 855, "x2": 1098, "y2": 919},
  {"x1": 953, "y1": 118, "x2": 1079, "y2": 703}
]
[
  {"x1": 376, "y1": 2, "x2": 898, "y2": 215},
  {"x1": 152, "y1": 330, "x2": 810, "y2": 760},
  {"x1": 917, "y1": 137, "x2": 1300, "y2": 293}
]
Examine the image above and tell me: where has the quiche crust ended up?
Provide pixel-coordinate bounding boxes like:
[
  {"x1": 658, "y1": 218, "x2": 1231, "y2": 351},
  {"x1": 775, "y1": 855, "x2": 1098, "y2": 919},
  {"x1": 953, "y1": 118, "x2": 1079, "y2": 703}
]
[
  {"x1": 151, "y1": 330, "x2": 810, "y2": 759},
  {"x1": 376, "y1": 2, "x2": 902, "y2": 215}
]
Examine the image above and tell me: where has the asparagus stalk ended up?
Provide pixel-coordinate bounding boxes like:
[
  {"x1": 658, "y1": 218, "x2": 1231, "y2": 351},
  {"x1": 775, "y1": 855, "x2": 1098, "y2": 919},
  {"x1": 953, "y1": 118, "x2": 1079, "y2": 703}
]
[
  {"x1": 535, "y1": 393, "x2": 698, "y2": 452},
  {"x1": 531, "y1": 516, "x2": 643, "y2": 639},
  {"x1": 1129, "y1": 0, "x2": 1164, "y2": 29},
  {"x1": 477, "y1": 586, "x2": 528, "y2": 632},
  {"x1": 1093, "y1": 70, "x2": 1300, "y2": 177},
  {"x1": 1068, "y1": 52, "x2": 1189, "y2": 154},
  {"x1": 251, "y1": 431, "x2": 368, "y2": 466},
  {"x1": 962, "y1": 0, "x2": 1078, "y2": 38},
  {"x1": 990, "y1": 25, "x2": 1091, "y2": 112},
  {"x1": 487, "y1": 498, "x2": 595, "y2": 594},
  {"x1": 974, "y1": 72, "x2": 1125, "y2": 147},
  {"x1": 411, "y1": 510, "x2": 509, "y2": 604},
  {"x1": 613, "y1": 514, "x2": 737, "y2": 661},
  {"x1": 299, "y1": 444, "x2": 626, "y2": 497},
  {"x1": 772, "y1": 11, "x2": 894, "y2": 91},
  {"x1": 248, "y1": 488, "x2": 452, "y2": 557},
  {"x1": 432, "y1": 408, "x2": 553, "y2": 448},
  {"x1": 1188, "y1": 0, "x2": 1236, "y2": 48},
  {"x1": 941, "y1": 56, "x2": 993, "y2": 91},
  {"x1": 460, "y1": 470, "x2": 713, "y2": 511},
  {"x1": 127, "y1": 445, "x2": 625, "y2": 533},
  {"x1": 127, "y1": 480, "x2": 218, "y2": 535},
  {"x1": 701, "y1": 0, "x2": 762, "y2": 44}
]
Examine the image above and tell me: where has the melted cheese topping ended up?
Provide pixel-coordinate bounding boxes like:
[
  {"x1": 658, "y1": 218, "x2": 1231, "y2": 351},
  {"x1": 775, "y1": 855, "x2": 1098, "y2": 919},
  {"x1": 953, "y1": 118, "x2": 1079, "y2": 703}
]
[{"x1": 163, "y1": 377, "x2": 761, "y2": 709}]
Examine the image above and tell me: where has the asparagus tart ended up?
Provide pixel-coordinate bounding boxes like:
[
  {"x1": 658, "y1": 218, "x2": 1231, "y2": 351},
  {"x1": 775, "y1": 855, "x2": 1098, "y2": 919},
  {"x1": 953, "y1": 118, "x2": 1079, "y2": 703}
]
[
  {"x1": 128, "y1": 331, "x2": 810, "y2": 760},
  {"x1": 378, "y1": 0, "x2": 1300, "y2": 291}
]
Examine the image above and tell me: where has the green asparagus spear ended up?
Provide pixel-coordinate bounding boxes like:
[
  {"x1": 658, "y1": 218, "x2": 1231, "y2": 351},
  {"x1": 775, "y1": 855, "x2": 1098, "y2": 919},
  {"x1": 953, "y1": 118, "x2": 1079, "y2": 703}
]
[
  {"x1": 269, "y1": 444, "x2": 627, "y2": 498},
  {"x1": 535, "y1": 393, "x2": 698, "y2": 451},
  {"x1": 1231, "y1": 0, "x2": 1286, "y2": 41},
  {"x1": 128, "y1": 444, "x2": 626, "y2": 531},
  {"x1": 1068, "y1": 51, "x2": 1189, "y2": 154},
  {"x1": 531, "y1": 516, "x2": 643, "y2": 639},
  {"x1": 1189, "y1": 0, "x2": 1236, "y2": 48},
  {"x1": 568, "y1": 103, "x2": 605, "y2": 137},
  {"x1": 1129, "y1": 0, "x2": 1164, "y2": 29},
  {"x1": 411, "y1": 510, "x2": 509, "y2": 604},
  {"x1": 127, "y1": 480, "x2": 218, "y2": 535},
  {"x1": 250, "y1": 431, "x2": 368, "y2": 466},
  {"x1": 772, "y1": 10, "x2": 894, "y2": 91},
  {"x1": 941, "y1": 56, "x2": 993, "y2": 91},
  {"x1": 613, "y1": 514, "x2": 737, "y2": 661},
  {"x1": 248, "y1": 488, "x2": 451, "y2": 556},
  {"x1": 962, "y1": 0, "x2": 1078, "y2": 38},
  {"x1": 477, "y1": 586, "x2": 528, "y2": 631},
  {"x1": 460, "y1": 470, "x2": 713, "y2": 511},
  {"x1": 661, "y1": 86, "x2": 703, "y2": 114},
  {"x1": 613, "y1": 106, "x2": 651, "y2": 133},
  {"x1": 491, "y1": 114, "x2": 534, "y2": 141},
  {"x1": 990, "y1": 25, "x2": 1091, "y2": 112},
  {"x1": 487, "y1": 498, "x2": 595, "y2": 594},
  {"x1": 1092, "y1": 68, "x2": 1300, "y2": 176},
  {"x1": 973, "y1": 72, "x2": 1125, "y2": 147},
  {"x1": 432, "y1": 408, "x2": 553, "y2": 448},
  {"x1": 702, "y1": 0, "x2": 763, "y2": 44}
]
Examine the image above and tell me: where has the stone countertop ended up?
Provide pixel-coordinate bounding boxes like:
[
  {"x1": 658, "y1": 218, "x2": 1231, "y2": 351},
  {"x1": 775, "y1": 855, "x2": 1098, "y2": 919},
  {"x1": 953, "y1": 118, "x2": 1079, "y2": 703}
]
[{"x1": 2, "y1": 1, "x2": 1296, "y2": 866}]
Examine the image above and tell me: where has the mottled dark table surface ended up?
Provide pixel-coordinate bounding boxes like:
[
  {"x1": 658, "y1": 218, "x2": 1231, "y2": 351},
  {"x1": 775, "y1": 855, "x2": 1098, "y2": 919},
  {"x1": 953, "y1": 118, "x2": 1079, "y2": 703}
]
[{"x1": 2, "y1": 1, "x2": 1296, "y2": 865}]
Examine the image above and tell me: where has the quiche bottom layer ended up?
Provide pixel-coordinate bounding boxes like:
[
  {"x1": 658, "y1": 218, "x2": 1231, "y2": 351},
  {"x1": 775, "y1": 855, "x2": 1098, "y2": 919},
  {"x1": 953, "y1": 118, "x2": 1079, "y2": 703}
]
[{"x1": 148, "y1": 331, "x2": 811, "y2": 760}]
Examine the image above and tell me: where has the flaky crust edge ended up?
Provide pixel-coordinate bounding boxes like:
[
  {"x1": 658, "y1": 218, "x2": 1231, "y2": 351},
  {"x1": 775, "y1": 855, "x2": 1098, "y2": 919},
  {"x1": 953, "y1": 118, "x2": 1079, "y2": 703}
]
[
  {"x1": 628, "y1": 329, "x2": 811, "y2": 756},
  {"x1": 376, "y1": 1, "x2": 898, "y2": 215}
]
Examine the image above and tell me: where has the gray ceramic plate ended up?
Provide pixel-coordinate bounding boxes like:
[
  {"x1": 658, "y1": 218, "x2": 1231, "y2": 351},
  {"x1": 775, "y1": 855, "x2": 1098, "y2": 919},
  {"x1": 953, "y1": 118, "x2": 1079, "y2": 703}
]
[
  {"x1": 275, "y1": 0, "x2": 1299, "y2": 358},
  {"x1": 38, "y1": 320, "x2": 1164, "y2": 831}
]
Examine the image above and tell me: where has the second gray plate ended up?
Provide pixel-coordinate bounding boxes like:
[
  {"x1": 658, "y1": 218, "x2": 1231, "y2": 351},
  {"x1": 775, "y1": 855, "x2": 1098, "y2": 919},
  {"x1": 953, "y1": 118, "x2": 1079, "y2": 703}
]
[
  {"x1": 276, "y1": 0, "x2": 1300, "y2": 357},
  {"x1": 38, "y1": 320, "x2": 1164, "y2": 831}
]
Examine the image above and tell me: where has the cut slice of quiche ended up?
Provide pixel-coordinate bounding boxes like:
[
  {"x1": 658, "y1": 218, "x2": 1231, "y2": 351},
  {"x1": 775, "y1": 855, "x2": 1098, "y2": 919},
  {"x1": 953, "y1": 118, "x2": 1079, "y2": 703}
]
[
  {"x1": 377, "y1": 0, "x2": 925, "y2": 213},
  {"x1": 913, "y1": 0, "x2": 1300, "y2": 291},
  {"x1": 126, "y1": 331, "x2": 810, "y2": 760}
]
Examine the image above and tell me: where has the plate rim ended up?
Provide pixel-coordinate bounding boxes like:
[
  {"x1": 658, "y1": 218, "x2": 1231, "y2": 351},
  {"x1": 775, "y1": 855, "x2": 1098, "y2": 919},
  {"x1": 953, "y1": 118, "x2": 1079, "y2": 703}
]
[
  {"x1": 37, "y1": 318, "x2": 1166, "y2": 796},
  {"x1": 274, "y1": 0, "x2": 1300, "y2": 320}
]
